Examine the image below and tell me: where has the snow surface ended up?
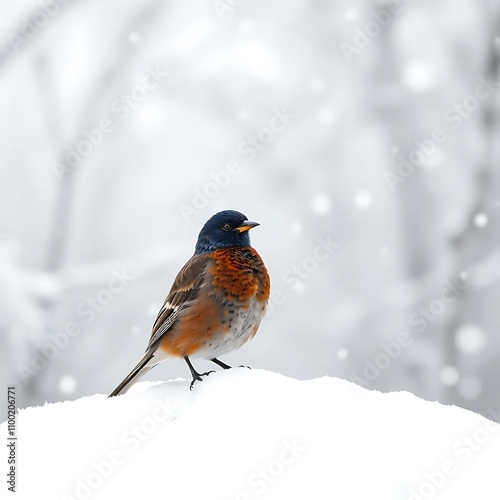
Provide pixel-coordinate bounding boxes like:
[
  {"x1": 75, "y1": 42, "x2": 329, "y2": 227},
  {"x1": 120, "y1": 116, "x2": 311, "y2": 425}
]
[{"x1": 3, "y1": 370, "x2": 500, "y2": 500}]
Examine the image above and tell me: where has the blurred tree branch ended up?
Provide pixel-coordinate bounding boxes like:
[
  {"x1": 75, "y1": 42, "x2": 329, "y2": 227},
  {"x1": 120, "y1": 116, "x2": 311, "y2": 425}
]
[
  {"x1": 44, "y1": 0, "x2": 171, "y2": 272},
  {"x1": 441, "y1": 0, "x2": 500, "y2": 404},
  {"x1": 19, "y1": 0, "x2": 172, "y2": 398},
  {"x1": 0, "y1": 1, "x2": 83, "y2": 72}
]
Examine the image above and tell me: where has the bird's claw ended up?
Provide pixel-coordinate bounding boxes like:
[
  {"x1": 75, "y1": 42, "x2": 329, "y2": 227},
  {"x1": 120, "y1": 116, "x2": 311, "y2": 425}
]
[{"x1": 189, "y1": 370, "x2": 215, "y2": 390}]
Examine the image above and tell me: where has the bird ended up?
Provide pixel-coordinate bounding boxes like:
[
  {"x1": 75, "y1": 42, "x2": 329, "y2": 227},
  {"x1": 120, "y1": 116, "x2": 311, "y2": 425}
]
[{"x1": 109, "y1": 210, "x2": 270, "y2": 396}]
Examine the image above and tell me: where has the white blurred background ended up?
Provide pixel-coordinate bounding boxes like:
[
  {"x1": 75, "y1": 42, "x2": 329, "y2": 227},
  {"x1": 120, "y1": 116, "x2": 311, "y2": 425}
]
[{"x1": 2, "y1": 0, "x2": 499, "y2": 419}]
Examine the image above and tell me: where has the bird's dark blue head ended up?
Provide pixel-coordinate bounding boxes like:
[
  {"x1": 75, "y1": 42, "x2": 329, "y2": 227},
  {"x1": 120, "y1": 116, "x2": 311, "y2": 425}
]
[{"x1": 195, "y1": 210, "x2": 259, "y2": 254}]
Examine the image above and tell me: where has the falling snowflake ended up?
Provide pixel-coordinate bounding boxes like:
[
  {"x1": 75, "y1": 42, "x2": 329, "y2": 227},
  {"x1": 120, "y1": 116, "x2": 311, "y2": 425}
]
[
  {"x1": 344, "y1": 9, "x2": 358, "y2": 21},
  {"x1": 59, "y1": 375, "x2": 77, "y2": 395},
  {"x1": 473, "y1": 212, "x2": 488, "y2": 228},
  {"x1": 311, "y1": 195, "x2": 331, "y2": 214},
  {"x1": 402, "y1": 61, "x2": 435, "y2": 93},
  {"x1": 354, "y1": 191, "x2": 372, "y2": 209},
  {"x1": 439, "y1": 366, "x2": 459, "y2": 386},
  {"x1": 454, "y1": 325, "x2": 486, "y2": 354},
  {"x1": 337, "y1": 348, "x2": 349, "y2": 360},
  {"x1": 318, "y1": 108, "x2": 336, "y2": 125}
]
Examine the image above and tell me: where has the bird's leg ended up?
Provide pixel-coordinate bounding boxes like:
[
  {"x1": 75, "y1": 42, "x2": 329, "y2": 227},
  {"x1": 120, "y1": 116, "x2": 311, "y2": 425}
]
[
  {"x1": 210, "y1": 358, "x2": 232, "y2": 370},
  {"x1": 184, "y1": 356, "x2": 214, "y2": 390}
]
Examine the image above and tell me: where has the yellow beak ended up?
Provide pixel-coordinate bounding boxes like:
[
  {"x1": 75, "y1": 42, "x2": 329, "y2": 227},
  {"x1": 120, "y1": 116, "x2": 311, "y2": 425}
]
[{"x1": 235, "y1": 220, "x2": 260, "y2": 233}]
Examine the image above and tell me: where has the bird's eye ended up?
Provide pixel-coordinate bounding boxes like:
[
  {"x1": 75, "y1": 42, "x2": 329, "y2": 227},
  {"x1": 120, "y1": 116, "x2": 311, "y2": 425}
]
[{"x1": 221, "y1": 222, "x2": 232, "y2": 231}]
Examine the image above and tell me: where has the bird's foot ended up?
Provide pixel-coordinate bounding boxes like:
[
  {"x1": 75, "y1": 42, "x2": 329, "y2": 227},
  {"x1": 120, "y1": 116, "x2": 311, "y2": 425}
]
[
  {"x1": 185, "y1": 356, "x2": 215, "y2": 390},
  {"x1": 189, "y1": 370, "x2": 214, "y2": 390},
  {"x1": 189, "y1": 374, "x2": 202, "y2": 390}
]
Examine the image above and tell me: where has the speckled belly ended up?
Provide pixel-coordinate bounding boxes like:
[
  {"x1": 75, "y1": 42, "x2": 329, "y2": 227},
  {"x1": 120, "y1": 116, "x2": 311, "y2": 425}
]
[{"x1": 194, "y1": 298, "x2": 265, "y2": 359}]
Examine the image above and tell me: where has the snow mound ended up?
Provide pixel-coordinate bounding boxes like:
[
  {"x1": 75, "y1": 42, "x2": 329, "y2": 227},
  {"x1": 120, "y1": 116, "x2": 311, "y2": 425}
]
[{"x1": 3, "y1": 370, "x2": 500, "y2": 500}]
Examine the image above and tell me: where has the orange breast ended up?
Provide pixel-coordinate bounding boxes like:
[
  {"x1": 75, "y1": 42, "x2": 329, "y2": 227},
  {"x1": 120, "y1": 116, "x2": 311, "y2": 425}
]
[
  {"x1": 210, "y1": 247, "x2": 270, "y2": 304},
  {"x1": 159, "y1": 247, "x2": 270, "y2": 358}
]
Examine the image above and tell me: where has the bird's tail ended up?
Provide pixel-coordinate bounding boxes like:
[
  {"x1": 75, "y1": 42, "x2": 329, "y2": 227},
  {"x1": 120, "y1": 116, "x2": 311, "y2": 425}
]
[{"x1": 108, "y1": 351, "x2": 159, "y2": 397}]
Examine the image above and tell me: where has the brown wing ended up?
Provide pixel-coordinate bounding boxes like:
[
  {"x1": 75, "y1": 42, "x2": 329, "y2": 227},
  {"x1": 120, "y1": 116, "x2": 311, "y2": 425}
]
[{"x1": 146, "y1": 253, "x2": 209, "y2": 351}]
